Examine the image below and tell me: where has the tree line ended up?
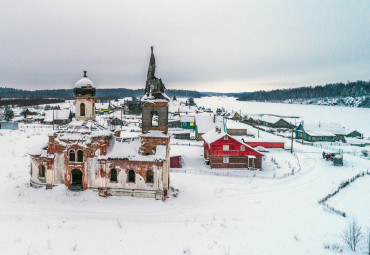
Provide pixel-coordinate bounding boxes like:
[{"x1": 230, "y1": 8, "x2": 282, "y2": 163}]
[
  {"x1": 238, "y1": 80, "x2": 370, "y2": 102},
  {"x1": 0, "y1": 87, "x2": 203, "y2": 100}
]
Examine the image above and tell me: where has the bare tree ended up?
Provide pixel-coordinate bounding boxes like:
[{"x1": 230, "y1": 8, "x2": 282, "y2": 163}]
[{"x1": 342, "y1": 218, "x2": 363, "y2": 251}]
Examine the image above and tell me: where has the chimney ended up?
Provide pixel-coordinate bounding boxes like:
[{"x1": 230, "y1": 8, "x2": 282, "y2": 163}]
[{"x1": 213, "y1": 115, "x2": 216, "y2": 123}]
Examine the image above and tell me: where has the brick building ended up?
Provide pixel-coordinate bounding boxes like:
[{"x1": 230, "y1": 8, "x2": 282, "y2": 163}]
[{"x1": 29, "y1": 47, "x2": 171, "y2": 200}]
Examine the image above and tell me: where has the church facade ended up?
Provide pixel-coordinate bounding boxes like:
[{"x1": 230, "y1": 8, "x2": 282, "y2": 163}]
[{"x1": 29, "y1": 48, "x2": 171, "y2": 200}]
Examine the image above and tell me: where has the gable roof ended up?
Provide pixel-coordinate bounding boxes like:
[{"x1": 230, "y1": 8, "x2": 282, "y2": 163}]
[
  {"x1": 44, "y1": 110, "x2": 71, "y2": 122},
  {"x1": 202, "y1": 129, "x2": 263, "y2": 156},
  {"x1": 303, "y1": 123, "x2": 345, "y2": 136},
  {"x1": 195, "y1": 114, "x2": 223, "y2": 134}
]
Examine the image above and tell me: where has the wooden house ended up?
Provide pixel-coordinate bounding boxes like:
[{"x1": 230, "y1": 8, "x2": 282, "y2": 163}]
[
  {"x1": 203, "y1": 129, "x2": 264, "y2": 169},
  {"x1": 346, "y1": 130, "x2": 363, "y2": 139},
  {"x1": 180, "y1": 115, "x2": 195, "y2": 129},
  {"x1": 296, "y1": 123, "x2": 346, "y2": 142},
  {"x1": 226, "y1": 120, "x2": 248, "y2": 136},
  {"x1": 43, "y1": 110, "x2": 72, "y2": 125},
  {"x1": 173, "y1": 131, "x2": 191, "y2": 140},
  {"x1": 232, "y1": 112, "x2": 242, "y2": 121}
]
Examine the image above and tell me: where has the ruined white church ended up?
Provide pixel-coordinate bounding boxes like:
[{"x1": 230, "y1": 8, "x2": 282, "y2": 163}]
[{"x1": 29, "y1": 47, "x2": 171, "y2": 199}]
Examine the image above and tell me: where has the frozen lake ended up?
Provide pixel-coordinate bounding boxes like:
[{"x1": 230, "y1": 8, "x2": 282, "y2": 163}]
[{"x1": 195, "y1": 97, "x2": 370, "y2": 137}]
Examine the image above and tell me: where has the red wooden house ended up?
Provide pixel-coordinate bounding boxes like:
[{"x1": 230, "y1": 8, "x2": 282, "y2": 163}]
[{"x1": 203, "y1": 129, "x2": 264, "y2": 169}]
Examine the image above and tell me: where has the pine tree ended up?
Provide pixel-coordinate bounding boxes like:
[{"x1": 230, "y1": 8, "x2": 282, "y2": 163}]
[{"x1": 4, "y1": 105, "x2": 14, "y2": 121}]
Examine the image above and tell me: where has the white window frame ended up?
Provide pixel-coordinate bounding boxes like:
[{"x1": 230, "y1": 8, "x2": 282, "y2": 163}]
[
  {"x1": 223, "y1": 145, "x2": 229, "y2": 151},
  {"x1": 224, "y1": 136, "x2": 228, "y2": 140},
  {"x1": 223, "y1": 157, "x2": 229, "y2": 163},
  {"x1": 241, "y1": 145, "x2": 245, "y2": 151}
]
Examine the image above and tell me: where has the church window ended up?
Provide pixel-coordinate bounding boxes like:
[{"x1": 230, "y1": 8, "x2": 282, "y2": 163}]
[
  {"x1": 146, "y1": 170, "x2": 154, "y2": 184},
  {"x1": 77, "y1": 150, "x2": 83, "y2": 162},
  {"x1": 151, "y1": 110, "x2": 158, "y2": 127},
  {"x1": 128, "y1": 170, "x2": 135, "y2": 183},
  {"x1": 110, "y1": 169, "x2": 117, "y2": 182},
  {"x1": 39, "y1": 165, "x2": 45, "y2": 178},
  {"x1": 69, "y1": 150, "x2": 75, "y2": 161},
  {"x1": 80, "y1": 103, "x2": 85, "y2": 116}
]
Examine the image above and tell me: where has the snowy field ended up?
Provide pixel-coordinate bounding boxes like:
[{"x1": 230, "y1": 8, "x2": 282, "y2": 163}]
[
  {"x1": 195, "y1": 97, "x2": 370, "y2": 137},
  {"x1": 1, "y1": 124, "x2": 370, "y2": 254}
]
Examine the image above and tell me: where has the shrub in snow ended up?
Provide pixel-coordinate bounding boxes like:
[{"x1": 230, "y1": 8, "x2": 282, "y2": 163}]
[
  {"x1": 342, "y1": 218, "x2": 362, "y2": 252},
  {"x1": 362, "y1": 149, "x2": 368, "y2": 157}
]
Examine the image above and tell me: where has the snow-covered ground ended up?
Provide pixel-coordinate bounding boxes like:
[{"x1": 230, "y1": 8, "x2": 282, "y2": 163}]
[
  {"x1": 195, "y1": 97, "x2": 370, "y2": 137},
  {"x1": 1, "y1": 124, "x2": 370, "y2": 254}
]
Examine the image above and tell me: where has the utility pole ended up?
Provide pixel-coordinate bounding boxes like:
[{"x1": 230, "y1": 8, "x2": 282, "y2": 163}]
[
  {"x1": 52, "y1": 108, "x2": 54, "y2": 130},
  {"x1": 301, "y1": 120, "x2": 304, "y2": 145},
  {"x1": 291, "y1": 128, "x2": 294, "y2": 153},
  {"x1": 121, "y1": 108, "x2": 123, "y2": 129}
]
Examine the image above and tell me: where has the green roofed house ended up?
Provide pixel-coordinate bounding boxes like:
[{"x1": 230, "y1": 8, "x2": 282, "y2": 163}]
[
  {"x1": 180, "y1": 115, "x2": 195, "y2": 129},
  {"x1": 296, "y1": 123, "x2": 346, "y2": 142}
]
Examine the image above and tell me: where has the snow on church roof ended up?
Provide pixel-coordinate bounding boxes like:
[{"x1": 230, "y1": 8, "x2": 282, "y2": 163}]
[
  {"x1": 141, "y1": 130, "x2": 169, "y2": 138},
  {"x1": 103, "y1": 139, "x2": 167, "y2": 161},
  {"x1": 74, "y1": 77, "x2": 94, "y2": 88}
]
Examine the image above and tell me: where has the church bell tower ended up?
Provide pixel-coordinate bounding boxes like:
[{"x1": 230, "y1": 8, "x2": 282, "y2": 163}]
[
  {"x1": 74, "y1": 71, "x2": 96, "y2": 121},
  {"x1": 141, "y1": 47, "x2": 170, "y2": 134}
]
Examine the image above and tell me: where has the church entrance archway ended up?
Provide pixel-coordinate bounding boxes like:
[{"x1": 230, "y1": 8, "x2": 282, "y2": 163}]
[{"x1": 71, "y1": 169, "x2": 83, "y2": 191}]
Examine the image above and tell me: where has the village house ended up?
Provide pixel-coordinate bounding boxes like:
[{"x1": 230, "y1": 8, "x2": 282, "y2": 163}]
[
  {"x1": 29, "y1": 47, "x2": 171, "y2": 200},
  {"x1": 203, "y1": 128, "x2": 264, "y2": 169},
  {"x1": 194, "y1": 114, "x2": 223, "y2": 141},
  {"x1": 43, "y1": 109, "x2": 72, "y2": 125},
  {"x1": 296, "y1": 122, "x2": 346, "y2": 142},
  {"x1": 180, "y1": 115, "x2": 195, "y2": 129},
  {"x1": 226, "y1": 120, "x2": 249, "y2": 136},
  {"x1": 346, "y1": 130, "x2": 363, "y2": 139}
]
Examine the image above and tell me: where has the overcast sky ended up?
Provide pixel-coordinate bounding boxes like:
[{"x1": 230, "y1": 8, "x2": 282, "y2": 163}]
[{"x1": 0, "y1": 0, "x2": 369, "y2": 92}]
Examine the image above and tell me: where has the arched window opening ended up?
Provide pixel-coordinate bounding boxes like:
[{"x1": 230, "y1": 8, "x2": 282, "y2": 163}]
[
  {"x1": 146, "y1": 170, "x2": 154, "y2": 184},
  {"x1": 77, "y1": 150, "x2": 83, "y2": 162},
  {"x1": 69, "y1": 150, "x2": 75, "y2": 161},
  {"x1": 80, "y1": 103, "x2": 85, "y2": 117},
  {"x1": 128, "y1": 170, "x2": 135, "y2": 183},
  {"x1": 110, "y1": 169, "x2": 117, "y2": 182},
  {"x1": 39, "y1": 165, "x2": 45, "y2": 178},
  {"x1": 151, "y1": 110, "x2": 158, "y2": 127}
]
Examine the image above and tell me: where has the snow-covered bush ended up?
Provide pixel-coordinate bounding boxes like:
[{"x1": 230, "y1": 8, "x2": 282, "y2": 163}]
[{"x1": 361, "y1": 149, "x2": 368, "y2": 157}]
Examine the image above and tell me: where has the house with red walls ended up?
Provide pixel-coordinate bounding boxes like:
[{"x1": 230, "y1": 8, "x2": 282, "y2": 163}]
[{"x1": 203, "y1": 128, "x2": 264, "y2": 169}]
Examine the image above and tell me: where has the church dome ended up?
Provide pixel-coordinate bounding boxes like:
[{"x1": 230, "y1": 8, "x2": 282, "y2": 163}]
[
  {"x1": 74, "y1": 71, "x2": 95, "y2": 88},
  {"x1": 74, "y1": 71, "x2": 96, "y2": 97}
]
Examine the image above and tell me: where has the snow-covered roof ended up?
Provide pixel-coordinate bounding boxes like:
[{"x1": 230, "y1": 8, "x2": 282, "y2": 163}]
[
  {"x1": 180, "y1": 116, "x2": 195, "y2": 122},
  {"x1": 44, "y1": 110, "x2": 70, "y2": 122},
  {"x1": 141, "y1": 130, "x2": 169, "y2": 138},
  {"x1": 303, "y1": 123, "x2": 346, "y2": 136},
  {"x1": 226, "y1": 121, "x2": 249, "y2": 130},
  {"x1": 103, "y1": 140, "x2": 167, "y2": 161},
  {"x1": 236, "y1": 136, "x2": 286, "y2": 143},
  {"x1": 74, "y1": 77, "x2": 94, "y2": 88},
  {"x1": 28, "y1": 140, "x2": 48, "y2": 156},
  {"x1": 55, "y1": 120, "x2": 112, "y2": 138},
  {"x1": 202, "y1": 129, "x2": 264, "y2": 155},
  {"x1": 195, "y1": 115, "x2": 223, "y2": 134},
  {"x1": 202, "y1": 129, "x2": 226, "y2": 144},
  {"x1": 141, "y1": 92, "x2": 170, "y2": 102}
]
